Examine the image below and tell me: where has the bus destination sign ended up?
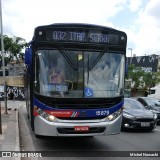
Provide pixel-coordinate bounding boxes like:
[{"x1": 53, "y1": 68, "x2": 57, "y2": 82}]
[
  {"x1": 52, "y1": 31, "x2": 110, "y2": 43},
  {"x1": 43, "y1": 30, "x2": 121, "y2": 44}
]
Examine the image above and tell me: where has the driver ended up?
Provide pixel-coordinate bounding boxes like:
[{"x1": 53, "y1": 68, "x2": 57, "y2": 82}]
[{"x1": 49, "y1": 68, "x2": 65, "y2": 84}]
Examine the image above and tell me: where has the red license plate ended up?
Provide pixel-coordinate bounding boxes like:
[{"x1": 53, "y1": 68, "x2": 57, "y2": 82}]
[{"x1": 74, "y1": 126, "x2": 89, "y2": 132}]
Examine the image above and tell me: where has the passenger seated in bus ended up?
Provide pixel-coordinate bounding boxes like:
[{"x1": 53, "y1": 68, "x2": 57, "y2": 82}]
[{"x1": 86, "y1": 56, "x2": 118, "y2": 97}]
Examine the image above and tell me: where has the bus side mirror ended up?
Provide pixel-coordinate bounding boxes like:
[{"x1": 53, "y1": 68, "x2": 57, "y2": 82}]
[{"x1": 25, "y1": 48, "x2": 32, "y2": 65}]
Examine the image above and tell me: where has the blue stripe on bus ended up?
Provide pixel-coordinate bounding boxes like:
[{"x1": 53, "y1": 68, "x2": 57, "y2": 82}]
[{"x1": 33, "y1": 97, "x2": 123, "y2": 117}]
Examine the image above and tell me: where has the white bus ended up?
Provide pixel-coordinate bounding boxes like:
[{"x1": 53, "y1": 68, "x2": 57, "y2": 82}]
[{"x1": 24, "y1": 23, "x2": 127, "y2": 138}]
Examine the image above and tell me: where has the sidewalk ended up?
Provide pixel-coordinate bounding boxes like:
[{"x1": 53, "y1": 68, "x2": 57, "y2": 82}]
[{"x1": 0, "y1": 101, "x2": 25, "y2": 160}]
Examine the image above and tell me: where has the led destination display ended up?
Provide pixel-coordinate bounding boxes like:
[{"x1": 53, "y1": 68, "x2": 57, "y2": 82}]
[
  {"x1": 35, "y1": 28, "x2": 126, "y2": 45},
  {"x1": 51, "y1": 31, "x2": 110, "y2": 43}
]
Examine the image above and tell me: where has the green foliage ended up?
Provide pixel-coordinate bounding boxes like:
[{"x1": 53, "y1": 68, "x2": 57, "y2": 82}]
[
  {"x1": 0, "y1": 55, "x2": 10, "y2": 66},
  {"x1": 126, "y1": 64, "x2": 160, "y2": 96},
  {"x1": 0, "y1": 35, "x2": 27, "y2": 62},
  {"x1": 3, "y1": 35, "x2": 13, "y2": 53},
  {"x1": 127, "y1": 64, "x2": 145, "y2": 89}
]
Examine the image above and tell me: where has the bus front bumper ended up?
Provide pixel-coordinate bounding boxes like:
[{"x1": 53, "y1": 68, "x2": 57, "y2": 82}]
[{"x1": 34, "y1": 115, "x2": 122, "y2": 137}]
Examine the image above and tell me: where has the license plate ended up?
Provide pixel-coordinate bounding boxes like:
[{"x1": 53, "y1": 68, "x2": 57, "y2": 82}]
[
  {"x1": 141, "y1": 123, "x2": 150, "y2": 127},
  {"x1": 74, "y1": 126, "x2": 89, "y2": 132}
]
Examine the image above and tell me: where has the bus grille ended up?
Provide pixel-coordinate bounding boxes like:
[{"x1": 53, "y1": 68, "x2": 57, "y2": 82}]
[
  {"x1": 34, "y1": 94, "x2": 123, "y2": 109},
  {"x1": 57, "y1": 116, "x2": 106, "y2": 120}
]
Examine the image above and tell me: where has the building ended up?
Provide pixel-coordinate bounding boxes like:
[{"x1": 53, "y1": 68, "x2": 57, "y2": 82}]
[
  {"x1": 7, "y1": 60, "x2": 25, "y2": 76},
  {"x1": 127, "y1": 54, "x2": 160, "y2": 72}
]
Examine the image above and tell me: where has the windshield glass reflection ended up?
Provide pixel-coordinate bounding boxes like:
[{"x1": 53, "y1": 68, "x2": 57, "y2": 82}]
[{"x1": 34, "y1": 49, "x2": 125, "y2": 98}]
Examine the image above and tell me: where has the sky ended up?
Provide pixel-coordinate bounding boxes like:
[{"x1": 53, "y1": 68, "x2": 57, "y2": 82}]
[{"x1": 1, "y1": 0, "x2": 160, "y2": 57}]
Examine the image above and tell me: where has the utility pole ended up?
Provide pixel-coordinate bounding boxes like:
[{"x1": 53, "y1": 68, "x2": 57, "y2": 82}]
[
  {"x1": 0, "y1": 0, "x2": 7, "y2": 114},
  {"x1": 128, "y1": 48, "x2": 133, "y2": 65}
]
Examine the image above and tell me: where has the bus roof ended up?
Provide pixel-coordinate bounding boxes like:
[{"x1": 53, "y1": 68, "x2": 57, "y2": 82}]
[
  {"x1": 31, "y1": 23, "x2": 127, "y2": 46},
  {"x1": 33, "y1": 23, "x2": 126, "y2": 35}
]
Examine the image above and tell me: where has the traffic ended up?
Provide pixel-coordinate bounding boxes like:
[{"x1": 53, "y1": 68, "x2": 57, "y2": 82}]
[
  {"x1": 122, "y1": 97, "x2": 158, "y2": 131},
  {"x1": 19, "y1": 103, "x2": 160, "y2": 159}
]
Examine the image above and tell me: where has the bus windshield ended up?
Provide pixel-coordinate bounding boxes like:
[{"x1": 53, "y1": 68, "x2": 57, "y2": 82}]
[{"x1": 34, "y1": 49, "x2": 125, "y2": 98}]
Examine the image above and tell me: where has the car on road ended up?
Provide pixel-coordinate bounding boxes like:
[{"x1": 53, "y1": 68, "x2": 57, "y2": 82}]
[
  {"x1": 137, "y1": 97, "x2": 160, "y2": 125},
  {"x1": 122, "y1": 98, "x2": 157, "y2": 131}
]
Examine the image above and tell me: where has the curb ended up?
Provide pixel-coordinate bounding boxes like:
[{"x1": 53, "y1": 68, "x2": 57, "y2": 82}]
[
  {"x1": 1, "y1": 109, "x2": 21, "y2": 160},
  {"x1": 15, "y1": 109, "x2": 20, "y2": 160},
  {"x1": 19, "y1": 105, "x2": 39, "y2": 160}
]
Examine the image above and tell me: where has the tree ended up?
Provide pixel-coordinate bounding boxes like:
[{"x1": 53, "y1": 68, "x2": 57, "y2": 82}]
[
  {"x1": 10, "y1": 36, "x2": 27, "y2": 61},
  {"x1": 126, "y1": 64, "x2": 160, "y2": 96},
  {"x1": 143, "y1": 72, "x2": 160, "y2": 88},
  {"x1": 3, "y1": 35, "x2": 13, "y2": 54},
  {"x1": 0, "y1": 35, "x2": 27, "y2": 62},
  {"x1": 126, "y1": 65, "x2": 145, "y2": 94}
]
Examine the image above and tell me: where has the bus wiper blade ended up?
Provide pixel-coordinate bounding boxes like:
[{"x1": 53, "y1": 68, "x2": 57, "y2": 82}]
[
  {"x1": 89, "y1": 46, "x2": 107, "y2": 71},
  {"x1": 59, "y1": 45, "x2": 78, "y2": 71},
  {"x1": 87, "y1": 54, "x2": 89, "y2": 84}
]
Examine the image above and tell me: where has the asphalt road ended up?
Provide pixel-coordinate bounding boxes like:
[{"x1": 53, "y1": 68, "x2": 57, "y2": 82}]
[{"x1": 19, "y1": 104, "x2": 160, "y2": 160}]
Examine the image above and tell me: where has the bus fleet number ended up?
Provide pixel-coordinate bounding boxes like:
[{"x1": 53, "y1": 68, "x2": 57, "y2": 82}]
[{"x1": 96, "y1": 110, "x2": 109, "y2": 116}]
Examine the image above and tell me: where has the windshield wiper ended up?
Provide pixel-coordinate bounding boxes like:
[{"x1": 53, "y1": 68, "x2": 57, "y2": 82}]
[
  {"x1": 59, "y1": 45, "x2": 78, "y2": 71},
  {"x1": 89, "y1": 46, "x2": 108, "y2": 71},
  {"x1": 87, "y1": 54, "x2": 89, "y2": 84}
]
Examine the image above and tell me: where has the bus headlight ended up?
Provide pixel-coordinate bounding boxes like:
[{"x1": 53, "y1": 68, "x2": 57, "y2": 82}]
[
  {"x1": 41, "y1": 112, "x2": 48, "y2": 119},
  {"x1": 107, "y1": 114, "x2": 114, "y2": 121},
  {"x1": 34, "y1": 106, "x2": 57, "y2": 122},
  {"x1": 107, "y1": 109, "x2": 122, "y2": 121},
  {"x1": 48, "y1": 115, "x2": 55, "y2": 121}
]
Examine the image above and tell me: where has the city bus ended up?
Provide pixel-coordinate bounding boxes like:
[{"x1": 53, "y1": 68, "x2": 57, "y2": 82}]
[{"x1": 24, "y1": 23, "x2": 127, "y2": 137}]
